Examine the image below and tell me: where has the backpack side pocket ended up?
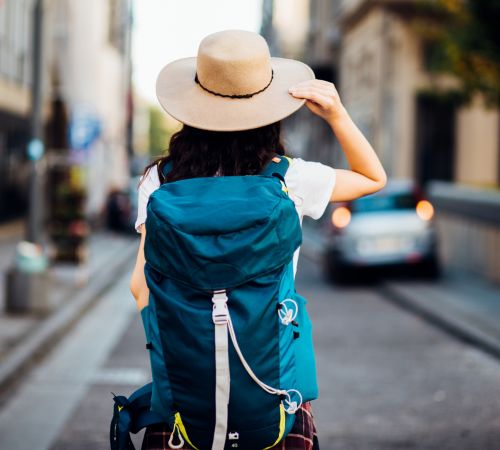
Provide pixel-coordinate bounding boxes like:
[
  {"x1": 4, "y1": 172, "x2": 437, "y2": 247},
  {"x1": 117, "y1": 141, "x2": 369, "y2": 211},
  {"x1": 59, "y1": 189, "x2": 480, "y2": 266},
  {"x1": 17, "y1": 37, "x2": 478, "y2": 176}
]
[
  {"x1": 140, "y1": 303, "x2": 175, "y2": 427},
  {"x1": 291, "y1": 291, "x2": 319, "y2": 401}
]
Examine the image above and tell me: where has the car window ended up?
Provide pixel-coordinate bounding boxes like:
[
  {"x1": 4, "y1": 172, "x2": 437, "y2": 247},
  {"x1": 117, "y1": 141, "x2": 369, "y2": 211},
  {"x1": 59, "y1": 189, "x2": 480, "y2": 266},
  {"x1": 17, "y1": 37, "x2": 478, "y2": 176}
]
[{"x1": 351, "y1": 192, "x2": 417, "y2": 213}]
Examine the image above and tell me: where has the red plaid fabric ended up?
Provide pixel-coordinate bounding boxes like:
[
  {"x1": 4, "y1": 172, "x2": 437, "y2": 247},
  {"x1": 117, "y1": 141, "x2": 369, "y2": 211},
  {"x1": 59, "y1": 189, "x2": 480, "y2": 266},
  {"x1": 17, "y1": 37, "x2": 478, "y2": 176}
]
[{"x1": 141, "y1": 401, "x2": 319, "y2": 450}]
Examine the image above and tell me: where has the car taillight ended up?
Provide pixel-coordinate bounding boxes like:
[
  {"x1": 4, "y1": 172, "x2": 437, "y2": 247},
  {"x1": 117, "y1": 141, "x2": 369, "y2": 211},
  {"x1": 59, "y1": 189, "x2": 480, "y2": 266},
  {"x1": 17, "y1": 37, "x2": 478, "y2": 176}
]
[
  {"x1": 331, "y1": 206, "x2": 351, "y2": 228},
  {"x1": 416, "y1": 200, "x2": 434, "y2": 221}
]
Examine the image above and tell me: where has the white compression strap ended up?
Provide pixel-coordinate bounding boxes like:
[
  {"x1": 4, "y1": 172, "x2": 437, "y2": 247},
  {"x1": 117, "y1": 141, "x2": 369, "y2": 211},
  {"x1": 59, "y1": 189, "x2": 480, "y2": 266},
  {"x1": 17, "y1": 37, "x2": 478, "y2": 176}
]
[{"x1": 211, "y1": 290, "x2": 230, "y2": 450}]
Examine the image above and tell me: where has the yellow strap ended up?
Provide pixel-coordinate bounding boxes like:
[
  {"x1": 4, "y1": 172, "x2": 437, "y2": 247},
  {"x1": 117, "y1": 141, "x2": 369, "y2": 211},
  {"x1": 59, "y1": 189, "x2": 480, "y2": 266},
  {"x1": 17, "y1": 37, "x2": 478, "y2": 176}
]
[
  {"x1": 262, "y1": 404, "x2": 286, "y2": 450},
  {"x1": 174, "y1": 405, "x2": 285, "y2": 450},
  {"x1": 281, "y1": 156, "x2": 292, "y2": 195},
  {"x1": 174, "y1": 412, "x2": 200, "y2": 450}
]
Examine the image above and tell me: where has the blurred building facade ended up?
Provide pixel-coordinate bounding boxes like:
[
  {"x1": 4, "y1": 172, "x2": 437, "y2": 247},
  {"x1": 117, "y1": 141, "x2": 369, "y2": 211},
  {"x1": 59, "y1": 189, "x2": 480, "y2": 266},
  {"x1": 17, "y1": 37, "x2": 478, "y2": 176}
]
[
  {"x1": 333, "y1": 0, "x2": 499, "y2": 187},
  {"x1": 0, "y1": 0, "x2": 133, "y2": 224},
  {"x1": 47, "y1": 0, "x2": 133, "y2": 217},
  {"x1": 334, "y1": 0, "x2": 500, "y2": 283},
  {"x1": 0, "y1": 0, "x2": 33, "y2": 221},
  {"x1": 265, "y1": 0, "x2": 500, "y2": 283}
]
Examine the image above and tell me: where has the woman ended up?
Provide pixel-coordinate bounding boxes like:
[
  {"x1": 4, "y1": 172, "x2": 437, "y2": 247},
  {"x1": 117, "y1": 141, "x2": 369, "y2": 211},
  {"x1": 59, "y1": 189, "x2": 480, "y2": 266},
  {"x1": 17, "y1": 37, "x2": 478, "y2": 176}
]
[{"x1": 130, "y1": 30, "x2": 386, "y2": 450}]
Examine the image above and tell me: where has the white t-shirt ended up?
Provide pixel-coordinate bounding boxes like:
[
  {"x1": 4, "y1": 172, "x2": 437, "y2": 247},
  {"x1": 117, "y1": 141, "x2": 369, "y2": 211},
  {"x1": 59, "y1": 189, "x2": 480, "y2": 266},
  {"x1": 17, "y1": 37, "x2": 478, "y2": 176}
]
[{"x1": 135, "y1": 157, "x2": 336, "y2": 278}]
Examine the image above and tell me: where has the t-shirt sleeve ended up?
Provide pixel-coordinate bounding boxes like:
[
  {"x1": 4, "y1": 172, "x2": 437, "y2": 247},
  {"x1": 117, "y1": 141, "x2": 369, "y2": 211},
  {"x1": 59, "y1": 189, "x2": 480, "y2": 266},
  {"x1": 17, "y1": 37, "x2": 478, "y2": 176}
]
[
  {"x1": 134, "y1": 165, "x2": 161, "y2": 233},
  {"x1": 285, "y1": 157, "x2": 336, "y2": 220}
]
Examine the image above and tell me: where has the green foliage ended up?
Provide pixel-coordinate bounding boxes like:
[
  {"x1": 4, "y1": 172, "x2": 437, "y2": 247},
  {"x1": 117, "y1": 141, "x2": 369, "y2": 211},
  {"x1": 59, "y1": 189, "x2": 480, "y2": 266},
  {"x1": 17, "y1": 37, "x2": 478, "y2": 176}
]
[
  {"x1": 148, "y1": 105, "x2": 170, "y2": 157},
  {"x1": 414, "y1": 0, "x2": 500, "y2": 107}
]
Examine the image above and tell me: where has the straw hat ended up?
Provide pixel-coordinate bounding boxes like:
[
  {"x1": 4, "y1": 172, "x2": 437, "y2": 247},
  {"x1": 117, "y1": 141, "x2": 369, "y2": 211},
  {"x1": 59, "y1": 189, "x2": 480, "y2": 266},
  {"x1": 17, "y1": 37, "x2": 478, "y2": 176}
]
[{"x1": 155, "y1": 29, "x2": 315, "y2": 131}]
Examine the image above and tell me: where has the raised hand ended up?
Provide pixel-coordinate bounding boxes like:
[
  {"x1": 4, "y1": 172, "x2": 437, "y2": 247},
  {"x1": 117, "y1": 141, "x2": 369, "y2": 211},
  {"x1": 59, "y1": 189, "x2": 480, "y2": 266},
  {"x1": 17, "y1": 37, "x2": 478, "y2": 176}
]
[{"x1": 289, "y1": 79, "x2": 347, "y2": 124}]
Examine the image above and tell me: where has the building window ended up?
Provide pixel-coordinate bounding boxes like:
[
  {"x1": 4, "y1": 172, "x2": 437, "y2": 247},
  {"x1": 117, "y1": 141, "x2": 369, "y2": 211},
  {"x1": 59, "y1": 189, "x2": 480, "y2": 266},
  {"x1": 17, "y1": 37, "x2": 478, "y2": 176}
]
[
  {"x1": 108, "y1": 0, "x2": 124, "y2": 51},
  {"x1": 0, "y1": 0, "x2": 30, "y2": 85}
]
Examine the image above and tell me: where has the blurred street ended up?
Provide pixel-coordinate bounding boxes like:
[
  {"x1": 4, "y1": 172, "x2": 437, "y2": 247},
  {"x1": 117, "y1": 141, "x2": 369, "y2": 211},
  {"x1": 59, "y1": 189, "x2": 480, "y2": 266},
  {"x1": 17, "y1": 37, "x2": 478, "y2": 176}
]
[{"x1": 0, "y1": 247, "x2": 499, "y2": 450}]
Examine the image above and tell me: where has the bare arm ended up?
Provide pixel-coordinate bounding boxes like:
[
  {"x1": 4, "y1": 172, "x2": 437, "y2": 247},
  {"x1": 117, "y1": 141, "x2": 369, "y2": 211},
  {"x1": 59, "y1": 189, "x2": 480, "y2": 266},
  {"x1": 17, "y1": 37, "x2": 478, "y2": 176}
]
[
  {"x1": 129, "y1": 224, "x2": 149, "y2": 311},
  {"x1": 289, "y1": 80, "x2": 387, "y2": 202}
]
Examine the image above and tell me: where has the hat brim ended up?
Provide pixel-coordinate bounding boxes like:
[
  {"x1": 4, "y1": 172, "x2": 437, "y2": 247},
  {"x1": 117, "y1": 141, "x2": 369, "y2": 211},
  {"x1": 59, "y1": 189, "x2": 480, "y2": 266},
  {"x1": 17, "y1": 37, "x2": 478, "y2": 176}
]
[{"x1": 156, "y1": 57, "x2": 315, "y2": 132}]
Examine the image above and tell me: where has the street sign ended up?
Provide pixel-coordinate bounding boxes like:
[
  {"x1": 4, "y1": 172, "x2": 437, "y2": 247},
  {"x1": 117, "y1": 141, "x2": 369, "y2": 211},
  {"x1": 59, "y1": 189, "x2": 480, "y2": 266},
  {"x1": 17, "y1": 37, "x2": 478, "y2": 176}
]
[{"x1": 69, "y1": 108, "x2": 101, "y2": 151}]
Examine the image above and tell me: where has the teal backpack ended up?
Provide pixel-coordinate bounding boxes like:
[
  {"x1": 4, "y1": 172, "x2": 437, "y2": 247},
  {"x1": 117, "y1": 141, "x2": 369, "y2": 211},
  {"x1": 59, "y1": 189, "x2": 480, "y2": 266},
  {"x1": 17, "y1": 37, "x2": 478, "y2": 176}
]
[{"x1": 111, "y1": 154, "x2": 318, "y2": 450}]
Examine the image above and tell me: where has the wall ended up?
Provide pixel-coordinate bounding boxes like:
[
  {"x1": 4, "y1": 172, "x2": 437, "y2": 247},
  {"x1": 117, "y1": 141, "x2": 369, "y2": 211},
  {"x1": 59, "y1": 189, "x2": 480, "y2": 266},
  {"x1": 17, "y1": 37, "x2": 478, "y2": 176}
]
[
  {"x1": 429, "y1": 181, "x2": 500, "y2": 285},
  {"x1": 455, "y1": 94, "x2": 499, "y2": 187}
]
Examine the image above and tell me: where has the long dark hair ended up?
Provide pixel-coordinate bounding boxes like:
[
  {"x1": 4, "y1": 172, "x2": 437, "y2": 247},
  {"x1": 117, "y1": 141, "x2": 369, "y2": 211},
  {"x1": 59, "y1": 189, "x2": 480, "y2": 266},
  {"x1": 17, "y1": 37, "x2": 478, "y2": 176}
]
[{"x1": 141, "y1": 121, "x2": 286, "y2": 184}]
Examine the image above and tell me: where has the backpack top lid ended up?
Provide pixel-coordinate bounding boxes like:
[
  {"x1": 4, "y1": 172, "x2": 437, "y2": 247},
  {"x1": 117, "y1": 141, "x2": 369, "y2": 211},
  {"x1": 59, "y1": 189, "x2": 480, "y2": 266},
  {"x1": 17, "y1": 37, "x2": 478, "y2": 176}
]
[{"x1": 144, "y1": 155, "x2": 302, "y2": 291}]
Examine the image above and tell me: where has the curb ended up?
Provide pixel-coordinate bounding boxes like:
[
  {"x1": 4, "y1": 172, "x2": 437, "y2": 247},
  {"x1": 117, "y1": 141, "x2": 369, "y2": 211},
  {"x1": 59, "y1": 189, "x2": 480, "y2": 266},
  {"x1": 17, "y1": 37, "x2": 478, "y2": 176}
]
[
  {"x1": 379, "y1": 282, "x2": 500, "y2": 361},
  {"x1": 0, "y1": 241, "x2": 137, "y2": 397}
]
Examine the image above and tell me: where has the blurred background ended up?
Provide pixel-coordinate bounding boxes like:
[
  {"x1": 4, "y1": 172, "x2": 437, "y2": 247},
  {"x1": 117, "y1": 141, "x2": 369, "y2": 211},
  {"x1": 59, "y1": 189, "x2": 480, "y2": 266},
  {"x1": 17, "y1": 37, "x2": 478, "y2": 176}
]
[{"x1": 0, "y1": 1, "x2": 499, "y2": 449}]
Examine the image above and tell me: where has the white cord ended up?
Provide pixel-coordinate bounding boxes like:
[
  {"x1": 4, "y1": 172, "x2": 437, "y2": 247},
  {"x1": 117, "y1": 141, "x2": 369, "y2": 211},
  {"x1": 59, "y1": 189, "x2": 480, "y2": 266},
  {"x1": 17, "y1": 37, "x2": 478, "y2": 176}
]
[
  {"x1": 227, "y1": 315, "x2": 283, "y2": 396},
  {"x1": 168, "y1": 423, "x2": 185, "y2": 449},
  {"x1": 226, "y1": 311, "x2": 303, "y2": 413}
]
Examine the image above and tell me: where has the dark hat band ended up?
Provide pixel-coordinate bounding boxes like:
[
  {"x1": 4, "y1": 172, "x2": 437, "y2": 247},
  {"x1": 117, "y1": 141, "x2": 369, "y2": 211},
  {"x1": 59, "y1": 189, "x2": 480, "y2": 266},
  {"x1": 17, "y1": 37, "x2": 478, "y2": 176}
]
[{"x1": 194, "y1": 69, "x2": 274, "y2": 99}]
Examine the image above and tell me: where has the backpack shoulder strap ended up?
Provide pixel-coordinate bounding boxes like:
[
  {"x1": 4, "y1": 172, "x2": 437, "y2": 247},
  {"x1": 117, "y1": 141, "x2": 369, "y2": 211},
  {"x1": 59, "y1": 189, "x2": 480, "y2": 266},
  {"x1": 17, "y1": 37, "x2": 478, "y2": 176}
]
[
  {"x1": 110, "y1": 382, "x2": 164, "y2": 449},
  {"x1": 160, "y1": 159, "x2": 173, "y2": 181},
  {"x1": 259, "y1": 154, "x2": 292, "y2": 183}
]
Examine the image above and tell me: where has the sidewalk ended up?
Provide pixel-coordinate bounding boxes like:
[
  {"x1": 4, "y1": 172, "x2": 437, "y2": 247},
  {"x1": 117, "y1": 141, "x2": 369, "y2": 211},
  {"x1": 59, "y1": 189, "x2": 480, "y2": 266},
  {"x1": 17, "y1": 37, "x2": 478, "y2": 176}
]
[
  {"x1": 0, "y1": 220, "x2": 139, "y2": 394},
  {"x1": 380, "y1": 273, "x2": 500, "y2": 359},
  {"x1": 301, "y1": 221, "x2": 500, "y2": 360}
]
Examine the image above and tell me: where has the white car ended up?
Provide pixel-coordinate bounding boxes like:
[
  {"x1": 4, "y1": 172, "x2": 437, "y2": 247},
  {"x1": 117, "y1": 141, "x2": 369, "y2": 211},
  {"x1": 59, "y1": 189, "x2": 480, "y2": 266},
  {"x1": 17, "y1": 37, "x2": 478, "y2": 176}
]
[{"x1": 321, "y1": 179, "x2": 440, "y2": 283}]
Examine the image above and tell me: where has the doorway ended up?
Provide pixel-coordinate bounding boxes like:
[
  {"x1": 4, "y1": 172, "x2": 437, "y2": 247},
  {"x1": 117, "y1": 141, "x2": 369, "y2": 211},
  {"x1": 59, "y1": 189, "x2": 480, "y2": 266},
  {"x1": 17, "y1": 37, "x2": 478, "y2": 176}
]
[{"x1": 415, "y1": 93, "x2": 456, "y2": 187}]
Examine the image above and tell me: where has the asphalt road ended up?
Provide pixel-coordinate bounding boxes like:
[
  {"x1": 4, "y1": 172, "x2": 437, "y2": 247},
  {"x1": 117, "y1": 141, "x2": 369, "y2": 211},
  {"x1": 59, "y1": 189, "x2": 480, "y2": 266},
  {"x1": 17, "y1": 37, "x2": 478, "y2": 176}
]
[{"x1": 0, "y1": 255, "x2": 499, "y2": 450}]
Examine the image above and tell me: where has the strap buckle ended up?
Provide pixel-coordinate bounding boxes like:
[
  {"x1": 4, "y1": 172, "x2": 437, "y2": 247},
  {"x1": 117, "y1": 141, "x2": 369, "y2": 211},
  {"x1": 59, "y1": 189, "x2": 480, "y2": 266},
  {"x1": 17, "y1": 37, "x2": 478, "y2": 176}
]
[{"x1": 212, "y1": 290, "x2": 228, "y2": 325}]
